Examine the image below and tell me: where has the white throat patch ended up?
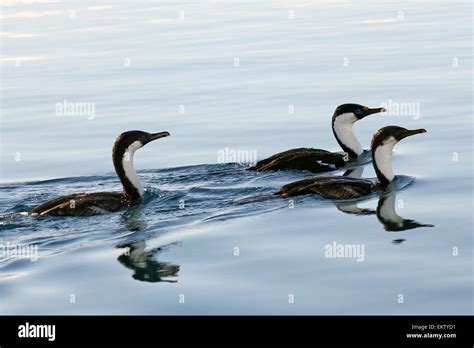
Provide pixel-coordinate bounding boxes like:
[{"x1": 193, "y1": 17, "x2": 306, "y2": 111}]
[
  {"x1": 374, "y1": 136, "x2": 397, "y2": 182},
  {"x1": 122, "y1": 140, "x2": 144, "y2": 195},
  {"x1": 333, "y1": 113, "x2": 363, "y2": 156}
]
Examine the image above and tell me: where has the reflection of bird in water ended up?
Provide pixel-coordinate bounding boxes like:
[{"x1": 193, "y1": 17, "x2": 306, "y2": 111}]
[
  {"x1": 376, "y1": 192, "x2": 434, "y2": 232},
  {"x1": 392, "y1": 239, "x2": 406, "y2": 245},
  {"x1": 117, "y1": 241, "x2": 180, "y2": 283},
  {"x1": 119, "y1": 209, "x2": 148, "y2": 232},
  {"x1": 335, "y1": 175, "x2": 433, "y2": 234}
]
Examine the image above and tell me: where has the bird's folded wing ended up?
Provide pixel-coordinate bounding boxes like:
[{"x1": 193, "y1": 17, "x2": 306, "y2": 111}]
[
  {"x1": 255, "y1": 149, "x2": 346, "y2": 172},
  {"x1": 33, "y1": 193, "x2": 123, "y2": 216}
]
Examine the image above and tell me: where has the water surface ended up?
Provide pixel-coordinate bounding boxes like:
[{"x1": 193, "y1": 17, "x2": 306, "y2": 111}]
[{"x1": 0, "y1": 0, "x2": 472, "y2": 314}]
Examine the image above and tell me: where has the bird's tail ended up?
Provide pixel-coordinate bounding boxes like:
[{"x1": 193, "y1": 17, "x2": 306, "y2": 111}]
[{"x1": 233, "y1": 193, "x2": 279, "y2": 204}]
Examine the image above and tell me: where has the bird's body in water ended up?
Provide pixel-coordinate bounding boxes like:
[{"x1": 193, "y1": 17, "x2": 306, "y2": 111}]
[
  {"x1": 29, "y1": 130, "x2": 170, "y2": 216},
  {"x1": 248, "y1": 104, "x2": 386, "y2": 173},
  {"x1": 30, "y1": 192, "x2": 125, "y2": 217},
  {"x1": 273, "y1": 126, "x2": 427, "y2": 200}
]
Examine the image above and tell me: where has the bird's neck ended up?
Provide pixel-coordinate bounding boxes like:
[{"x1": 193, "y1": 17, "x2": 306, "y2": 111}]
[
  {"x1": 372, "y1": 141, "x2": 396, "y2": 187},
  {"x1": 113, "y1": 141, "x2": 143, "y2": 201},
  {"x1": 332, "y1": 113, "x2": 363, "y2": 158}
]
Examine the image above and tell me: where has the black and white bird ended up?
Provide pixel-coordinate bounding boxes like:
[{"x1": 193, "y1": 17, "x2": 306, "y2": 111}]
[
  {"x1": 30, "y1": 130, "x2": 170, "y2": 216},
  {"x1": 273, "y1": 126, "x2": 427, "y2": 200},
  {"x1": 248, "y1": 104, "x2": 386, "y2": 173}
]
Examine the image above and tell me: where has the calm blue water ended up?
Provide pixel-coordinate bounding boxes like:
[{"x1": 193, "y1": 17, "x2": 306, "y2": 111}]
[{"x1": 0, "y1": 0, "x2": 472, "y2": 314}]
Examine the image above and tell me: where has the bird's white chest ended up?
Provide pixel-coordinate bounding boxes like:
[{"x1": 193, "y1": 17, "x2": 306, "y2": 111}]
[{"x1": 374, "y1": 139, "x2": 396, "y2": 182}]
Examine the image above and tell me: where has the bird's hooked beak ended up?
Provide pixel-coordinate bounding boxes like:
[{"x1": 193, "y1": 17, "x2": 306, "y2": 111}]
[
  {"x1": 399, "y1": 128, "x2": 427, "y2": 140},
  {"x1": 362, "y1": 106, "x2": 387, "y2": 118},
  {"x1": 146, "y1": 131, "x2": 171, "y2": 143}
]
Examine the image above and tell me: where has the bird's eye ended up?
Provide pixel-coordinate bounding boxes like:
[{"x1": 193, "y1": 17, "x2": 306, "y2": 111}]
[
  {"x1": 394, "y1": 131, "x2": 400, "y2": 137},
  {"x1": 355, "y1": 109, "x2": 362, "y2": 114}
]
